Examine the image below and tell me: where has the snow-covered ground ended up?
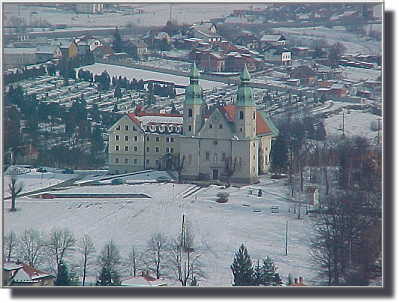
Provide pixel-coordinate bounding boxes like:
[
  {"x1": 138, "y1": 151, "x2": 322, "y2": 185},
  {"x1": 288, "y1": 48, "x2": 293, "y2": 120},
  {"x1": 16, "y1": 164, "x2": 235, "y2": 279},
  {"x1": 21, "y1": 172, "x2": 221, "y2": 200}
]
[
  {"x1": 80, "y1": 63, "x2": 227, "y2": 91},
  {"x1": 342, "y1": 66, "x2": 381, "y2": 82},
  {"x1": 276, "y1": 26, "x2": 381, "y2": 56},
  {"x1": 4, "y1": 3, "x2": 253, "y2": 28},
  {"x1": 324, "y1": 109, "x2": 382, "y2": 142},
  {"x1": 4, "y1": 175, "x2": 319, "y2": 286},
  {"x1": 4, "y1": 167, "x2": 77, "y2": 196}
]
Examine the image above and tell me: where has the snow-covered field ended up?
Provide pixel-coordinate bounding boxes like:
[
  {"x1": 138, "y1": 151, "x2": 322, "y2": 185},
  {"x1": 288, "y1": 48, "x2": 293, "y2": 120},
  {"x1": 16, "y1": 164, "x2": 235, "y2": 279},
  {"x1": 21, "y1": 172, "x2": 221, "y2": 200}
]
[
  {"x1": 276, "y1": 26, "x2": 382, "y2": 56},
  {"x1": 4, "y1": 3, "x2": 253, "y2": 28},
  {"x1": 324, "y1": 109, "x2": 382, "y2": 142},
  {"x1": 80, "y1": 63, "x2": 227, "y2": 91},
  {"x1": 3, "y1": 167, "x2": 77, "y2": 196},
  {"x1": 4, "y1": 176, "x2": 318, "y2": 286},
  {"x1": 342, "y1": 66, "x2": 381, "y2": 82}
]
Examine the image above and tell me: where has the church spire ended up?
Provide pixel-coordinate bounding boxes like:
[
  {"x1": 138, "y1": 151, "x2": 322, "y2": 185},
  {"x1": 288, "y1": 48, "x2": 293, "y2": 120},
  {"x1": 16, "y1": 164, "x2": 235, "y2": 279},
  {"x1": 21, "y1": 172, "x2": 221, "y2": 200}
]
[
  {"x1": 185, "y1": 62, "x2": 203, "y2": 105},
  {"x1": 190, "y1": 61, "x2": 200, "y2": 81},
  {"x1": 240, "y1": 64, "x2": 251, "y2": 82},
  {"x1": 236, "y1": 64, "x2": 254, "y2": 106}
]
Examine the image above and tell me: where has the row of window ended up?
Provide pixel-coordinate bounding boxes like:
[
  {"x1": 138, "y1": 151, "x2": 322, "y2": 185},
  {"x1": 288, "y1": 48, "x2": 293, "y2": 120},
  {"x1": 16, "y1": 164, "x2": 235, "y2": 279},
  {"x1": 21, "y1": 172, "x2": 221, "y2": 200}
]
[
  {"x1": 115, "y1": 135, "x2": 176, "y2": 143},
  {"x1": 114, "y1": 158, "x2": 158, "y2": 166},
  {"x1": 114, "y1": 145, "x2": 174, "y2": 153},
  {"x1": 116, "y1": 125, "x2": 136, "y2": 131},
  {"x1": 188, "y1": 110, "x2": 255, "y2": 121}
]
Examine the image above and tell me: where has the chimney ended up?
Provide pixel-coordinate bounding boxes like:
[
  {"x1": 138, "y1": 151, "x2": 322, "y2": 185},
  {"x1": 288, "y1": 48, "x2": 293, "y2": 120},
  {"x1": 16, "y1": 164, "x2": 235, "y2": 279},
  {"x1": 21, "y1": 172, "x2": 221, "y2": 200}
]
[
  {"x1": 294, "y1": 278, "x2": 298, "y2": 284},
  {"x1": 299, "y1": 277, "x2": 303, "y2": 284}
]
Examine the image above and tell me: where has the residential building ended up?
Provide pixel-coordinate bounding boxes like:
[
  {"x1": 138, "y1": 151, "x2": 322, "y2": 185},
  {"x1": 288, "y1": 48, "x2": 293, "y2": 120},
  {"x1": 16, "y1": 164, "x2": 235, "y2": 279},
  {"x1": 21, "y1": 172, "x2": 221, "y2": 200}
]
[
  {"x1": 259, "y1": 34, "x2": 286, "y2": 48},
  {"x1": 75, "y1": 3, "x2": 104, "y2": 14},
  {"x1": 128, "y1": 40, "x2": 148, "y2": 58},
  {"x1": 233, "y1": 31, "x2": 259, "y2": 50},
  {"x1": 264, "y1": 47, "x2": 292, "y2": 66},
  {"x1": 3, "y1": 262, "x2": 55, "y2": 286},
  {"x1": 107, "y1": 64, "x2": 278, "y2": 184},
  {"x1": 191, "y1": 22, "x2": 222, "y2": 43},
  {"x1": 108, "y1": 109, "x2": 182, "y2": 174},
  {"x1": 192, "y1": 50, "x2": 225, "y2": 72},
  {"x1": 290, "y1": 65, "x2": 317, "y2": 86}
]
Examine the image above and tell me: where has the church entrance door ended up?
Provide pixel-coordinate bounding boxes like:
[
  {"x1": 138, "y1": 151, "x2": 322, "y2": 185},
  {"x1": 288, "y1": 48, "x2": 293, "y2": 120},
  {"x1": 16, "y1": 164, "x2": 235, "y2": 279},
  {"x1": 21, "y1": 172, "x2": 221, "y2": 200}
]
[{"x1": 212, "y1": 169, "x2": 219, "y2": 180}]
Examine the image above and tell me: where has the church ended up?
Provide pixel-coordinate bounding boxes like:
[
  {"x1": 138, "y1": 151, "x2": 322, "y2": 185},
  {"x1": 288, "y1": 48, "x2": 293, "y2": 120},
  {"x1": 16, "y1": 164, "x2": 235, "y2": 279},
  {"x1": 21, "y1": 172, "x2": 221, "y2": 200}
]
[{"x1": 107, "y1": 63, "x2": 278, "y2": 184}]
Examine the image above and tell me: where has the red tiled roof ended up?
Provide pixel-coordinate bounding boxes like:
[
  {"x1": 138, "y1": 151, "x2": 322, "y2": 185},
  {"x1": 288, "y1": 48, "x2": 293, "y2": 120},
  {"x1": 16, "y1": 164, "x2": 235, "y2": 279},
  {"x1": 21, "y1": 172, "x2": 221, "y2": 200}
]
[
  {"x1": 221, "y1": 105, "x2": 272, "y2": 135},
  {"x1": 20, "y1": 263, "x2": 51, "y2": 280},
  {"x1": 127, "y1": 113, "x2": 142, "y2": 126}
]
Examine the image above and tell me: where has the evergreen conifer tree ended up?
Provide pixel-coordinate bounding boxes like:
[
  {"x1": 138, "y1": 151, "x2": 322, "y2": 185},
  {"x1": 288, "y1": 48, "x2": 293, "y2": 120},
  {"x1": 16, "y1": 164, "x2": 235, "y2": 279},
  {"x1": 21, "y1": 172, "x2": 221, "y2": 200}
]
[
  {"x1": 259, "y1": 256, "x2": 280, "y2": 286},
  {"x1": 231, "y1": 244, "x2": 254, "y2": 286},
  {"x1": 96, "y1": 265, "x2": 121, "y2": 286},
  {"x1": 55, "y1": 261, "x2": 72, "y2": 286},
  {"x1": 112, "y1": 27, "x2": 124, "y2": 53},
  {"x1": 270, "y1": 135, "x2": 289, "y2": 173}
]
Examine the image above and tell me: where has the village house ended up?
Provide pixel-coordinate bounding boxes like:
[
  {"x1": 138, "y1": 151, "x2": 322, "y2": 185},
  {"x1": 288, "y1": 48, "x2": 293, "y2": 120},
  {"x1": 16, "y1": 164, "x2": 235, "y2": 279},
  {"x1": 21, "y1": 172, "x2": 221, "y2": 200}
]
[
  {"x1": 3, "y1": 262, "x2": 55, "y2": 286},
  {"x1": 233, "y1": 31, "x2": 260, "y2": 50},
  {"x1": 108, "y1": 64, "x2": 278, "y2": 184},
  {"x1": 191, "y1": 50, "x2": 225, "y2": 72},
  {"x1": 92, "y1": 44, "x2": 114, "y2": 60},
  {"x1": 289, "y1": 65, "x2": 317, "y2": 86},
  {"x1": 259, "y1": 34, "x2": 286, "y2": 49},
  {"x1": 263, "y1": 46, "x2": 292, "y2": 66},
  {"x1": 190, "y1": 22, "x2": 222, "y2": 43},
  {"x1": 75, "y1": 3, "x2": 104, "y2": 14},
  {"x1": 128, "y1": 39, "x2": 148, "y2": 59}
]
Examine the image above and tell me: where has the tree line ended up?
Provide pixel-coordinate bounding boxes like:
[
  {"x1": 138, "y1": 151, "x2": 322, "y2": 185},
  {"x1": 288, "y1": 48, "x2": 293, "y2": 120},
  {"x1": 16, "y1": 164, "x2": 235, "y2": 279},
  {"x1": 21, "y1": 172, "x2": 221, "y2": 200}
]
[{"x1": 4, "y1": 216, "x2": 204, "y2": 286}]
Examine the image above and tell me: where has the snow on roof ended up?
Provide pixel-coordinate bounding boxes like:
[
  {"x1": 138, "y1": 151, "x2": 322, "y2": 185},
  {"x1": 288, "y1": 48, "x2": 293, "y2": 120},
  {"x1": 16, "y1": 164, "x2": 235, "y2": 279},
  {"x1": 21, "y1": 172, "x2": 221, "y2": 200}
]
[
  {"x1": 138, "y1": 115, "x2": 183, "y2": 126},
  {"x1": 3, "y1": 262, "x2": 23, "y2": 271},
  {"x1": 330, "y1": 84, "x2": 345, "y2": 89},
  {"x1": 121, "y1": 275, "x2": 168, "y2": 287},
  {"x1": 260, "y1": 34, "x2": 284, "y2": 42},
  {"x1": 11, "y1": 263, "x2": 53, "y2": 283}
]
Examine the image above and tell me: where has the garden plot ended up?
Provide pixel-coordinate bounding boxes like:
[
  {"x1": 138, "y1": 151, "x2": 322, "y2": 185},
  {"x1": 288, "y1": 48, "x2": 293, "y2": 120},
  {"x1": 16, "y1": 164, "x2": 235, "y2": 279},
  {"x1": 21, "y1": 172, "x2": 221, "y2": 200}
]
[{"x1": 4, "y1": 177, "x2": 318, "y2": 286}]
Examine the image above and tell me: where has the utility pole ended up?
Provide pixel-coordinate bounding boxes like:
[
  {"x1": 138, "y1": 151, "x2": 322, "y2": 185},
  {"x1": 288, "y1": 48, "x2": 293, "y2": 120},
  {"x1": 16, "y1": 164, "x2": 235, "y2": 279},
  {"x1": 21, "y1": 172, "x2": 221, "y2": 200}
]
[
  {"x1": 285, "y1": 221, "x2": 288, "y2": 256},
  {"x1": 377, "y1": 118, "x2": 381, "y2": 145},
  {"x1": 169, "y1": 4, "x2": 173, "y2": 23},
  {"x1": 342, "y1": 109, "x2": 345, "y2": 137}
]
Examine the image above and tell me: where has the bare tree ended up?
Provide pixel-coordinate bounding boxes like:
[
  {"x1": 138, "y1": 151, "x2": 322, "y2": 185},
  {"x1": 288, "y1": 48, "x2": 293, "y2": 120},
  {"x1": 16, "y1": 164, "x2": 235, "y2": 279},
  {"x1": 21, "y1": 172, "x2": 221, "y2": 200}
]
[
  {"x1": 223, "y1": 157, "x2": 237, "y2": 187},
  {"x1": 77, "y1": 234, "x2": 96, "y2": 286},
  {"x1": 126, "y1": 246, "x2": 141, "y2": 277},
  {"x1": 18, "y1": 228, "x2": 45, "y2": 267},
  {"x1": 97, "y1": 240, "x2": 122, "y2": 285},
  {"x1": 168, "y1": 215, "x2": 204, "y2": 286},
  {"x1": 172, "y1": 154, "x2": 185, "y2": 183},
  {"x1": 46, "y1": 228, "x2": 76, "y2": 273},
  {"x1": 8, "y1": 175, "x2": 23, "y2": 211},
  {"x1": 4, "y1": 231, "x2": 18, "y2": 262},
  {"x1": 145, "y1": 233, "x2": 168, "y2": 279},
  {"x1": 311, "y1": 191, "x2": 378, "y2": 285}
]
